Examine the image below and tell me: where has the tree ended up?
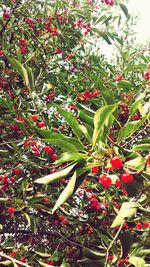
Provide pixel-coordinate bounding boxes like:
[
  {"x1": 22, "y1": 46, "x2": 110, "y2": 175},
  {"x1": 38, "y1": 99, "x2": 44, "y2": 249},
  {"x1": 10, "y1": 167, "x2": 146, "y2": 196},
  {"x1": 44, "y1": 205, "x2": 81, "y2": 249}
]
[{"x1": 0, "y1": 0, "x2": 149, "y2": 266}]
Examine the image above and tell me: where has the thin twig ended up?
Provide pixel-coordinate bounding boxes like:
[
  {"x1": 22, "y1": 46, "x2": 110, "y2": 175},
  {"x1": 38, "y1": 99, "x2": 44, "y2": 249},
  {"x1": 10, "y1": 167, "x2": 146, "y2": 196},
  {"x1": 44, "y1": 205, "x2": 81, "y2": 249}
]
[
  {"x1": 104, "y1": 222, "x2": 124, "y2": 267},
  {"x1": 0, "y1": 252, "x2": 31, "y2": 267}
]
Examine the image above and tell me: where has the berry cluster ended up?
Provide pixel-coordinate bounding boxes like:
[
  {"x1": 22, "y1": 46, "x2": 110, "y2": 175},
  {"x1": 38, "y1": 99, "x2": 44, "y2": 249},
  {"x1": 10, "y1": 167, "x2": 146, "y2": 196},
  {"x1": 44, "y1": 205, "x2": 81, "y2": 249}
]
[{"x1": 77, "y1": 90, "x2": 100, "y2": 102}]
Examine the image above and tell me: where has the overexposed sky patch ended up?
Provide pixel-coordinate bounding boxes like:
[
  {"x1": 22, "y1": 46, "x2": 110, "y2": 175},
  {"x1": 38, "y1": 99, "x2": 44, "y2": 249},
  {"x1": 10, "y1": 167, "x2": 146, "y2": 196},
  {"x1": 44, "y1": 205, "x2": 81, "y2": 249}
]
[{"x1": 127, "y1": 0, "x2": 150, "y2": 43}]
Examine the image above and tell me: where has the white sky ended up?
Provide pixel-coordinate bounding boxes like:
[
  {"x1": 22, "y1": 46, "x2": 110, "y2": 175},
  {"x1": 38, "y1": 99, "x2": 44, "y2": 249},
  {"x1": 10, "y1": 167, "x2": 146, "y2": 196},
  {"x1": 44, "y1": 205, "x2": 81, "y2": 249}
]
[
  {"x1": 127, "y1": 0, "x2": 150, "y2": 43},
  {"x1": 100, "y1": 0, "x2": 150, "y2": 59}
]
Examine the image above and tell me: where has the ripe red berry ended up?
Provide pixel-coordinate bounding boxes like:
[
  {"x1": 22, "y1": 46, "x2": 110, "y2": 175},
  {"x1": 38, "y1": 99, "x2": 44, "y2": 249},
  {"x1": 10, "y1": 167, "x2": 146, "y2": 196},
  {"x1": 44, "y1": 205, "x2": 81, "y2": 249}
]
[
  {"x1": 10, "y1": 250, "x2": 17, "y2": 258},
  {"x1": 110, "y1": 156, "x2": 123, "y2": 169},
  {"x1": 136, "y1": 222, "x2": 142, "y2": 230},
  {"x1": 115, "y1": 203, "x2": 120, "y2": 209},
  {"x1": 115, "y1": 178, "x2": 121, "y2": 188},
  {"x1": 143, "y1": 222, "x2": 149, "y2": 228},
  {"x1": 120, "y1": 172, "x2": 134, "y2": 183},
  {"x1": 42, "y1": 198, "x2": 50, "y2": 203},
  {"x1": 38, "y1": 121, "x2": 46, "y2": 128},
  {"x1": 62, "y1": 219, "x2": 68, "y2": 225},
  {"x1": 147, "y1": 155, "x2": 150, "y2": 167},
  {"x1": 44, "y1": 146, "x2": 53, "y2": 154},
  {"x1": 31, "y1": 115, "x2": 38, "y2": 121},
  {"x1": 99, "y1": 175, "x2": 111, "y2": 187},
  {"x1": 7, "y1": 207, "x2": 16, "y2": 214},
  {"x1": 51, "y1": 153, "x2": 57, "y2": 160},
  {"x1": 91, "y1": 165, "x2": 98, "y2": 173},
  {"x1": 54, "y1": 220, "x2": 59, "y2": 225},
  {"x1": 13, "y1": 168, "x2": 21, "y2": 175},
  {"x1": 20, "y1": 257, "x2": 26, "y2": 263}
]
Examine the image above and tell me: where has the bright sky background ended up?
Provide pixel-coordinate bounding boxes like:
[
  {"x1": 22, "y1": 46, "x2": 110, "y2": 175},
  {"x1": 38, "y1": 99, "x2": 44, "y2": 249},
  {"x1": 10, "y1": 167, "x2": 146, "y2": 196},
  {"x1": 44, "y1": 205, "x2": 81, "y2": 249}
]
[
  {"x1": 100, "y1": 0, "x2": 150, "y2": 59},
  {"x1": 127, "y1": 0, "x2": 150, "y2": 43}
]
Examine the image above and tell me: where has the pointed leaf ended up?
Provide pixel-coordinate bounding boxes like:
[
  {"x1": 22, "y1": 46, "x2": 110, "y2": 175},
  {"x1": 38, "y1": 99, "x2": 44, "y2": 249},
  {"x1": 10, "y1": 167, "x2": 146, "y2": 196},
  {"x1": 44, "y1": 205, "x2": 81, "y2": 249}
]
[
  {"x1": 26, "y1": 66, "x2": 34, "y2": 90},
  {"x1": 37, "y1": 261, "x2": 54, "y2": 267},
  {"x1": 128, "y1": 257, "x2": 145, "y2": 267},
  {"x1": 55, "y1": 152, "x2": 89, "y2": 164},
  {"x1": 8, "y1": 57, "x2": 30, "y2": 89},
  {"x1": 92, "y1": 103, "x2": 118, "y2": 147},
  {"x1": 44, "y1": 138, "x2": 79, "y2": 152},
  {"x1": 111, "y1": 202, "x2": 140, "y2": 228},
  {"x1": 34, "y1": 163, "x2": 76, "y2": 184},
  {"x1": 120, "y1": 4, "x2": 129, "y2": 18},
  {"x1": 52, "y1": 171, "x2": 77, "y2": 213},
  {"x1": 55, "y1": 105, "x2": 82, "y2": 140}
]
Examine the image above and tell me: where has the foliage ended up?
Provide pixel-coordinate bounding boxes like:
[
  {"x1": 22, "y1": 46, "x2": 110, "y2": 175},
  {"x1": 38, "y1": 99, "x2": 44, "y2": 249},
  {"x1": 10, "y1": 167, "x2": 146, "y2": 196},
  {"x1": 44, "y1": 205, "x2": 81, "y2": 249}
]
[{"x1": 0, "y1": 0, "x2": 150, "y2": 266}]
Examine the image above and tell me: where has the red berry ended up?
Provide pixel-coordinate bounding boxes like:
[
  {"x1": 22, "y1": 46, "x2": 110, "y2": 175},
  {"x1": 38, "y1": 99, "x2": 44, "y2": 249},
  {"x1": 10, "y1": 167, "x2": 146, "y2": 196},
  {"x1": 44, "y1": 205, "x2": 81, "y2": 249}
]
[
  {"x1": 31, "y1": 115, "x2": 38, "y2": 121},
  {"x1": 147, "y1": 155, "x2": 150, "y2": 167},
  {"x1": 11, "y1": 177, "x2": 17, "y2": 183},
  {"x1": 116, "y1": 74, "x2": 123, "y2": 81},
  {"x1": 99, "y1": 175, "x2": 111, "y2": 187},
  {"x1": 120, "y1": 172, "x2": 134, "y2": 183},
  {"x1": 44, "y1": 146, "x2": 53, "y2": 154},
  {"x1": 91, "y1": 165, "x2": 98, "y2": 173},
  {"x1": 10, "y1": 250, "x2": 17, "y2": 258},
  {"x1": 20, "y1": 257, "x2": 26, "y2": 263},
  {"x1": 108, "y1": 255, "x2": 114, "y2": 261},
  {"x1": 38, "y1": 121, "x2": 46, "y2": 128},
  {"x1": 42, "y1": 198, "x2": 50, "y2": 203},
  {"x1": 115, "y1": 203, "x2": 120, "y2": 209},
  {"x1": 143, "y1": 222, "x2": 149, "y2": 228},
  {"x1": 54, "y1": 220, "x2": 59, "y2": 225},
  {"x1": 62, "y1": 219, "x2": 68, "y2": 225},
  {"x1": 7, "y1": 207, "x2": 16, "y2": 214},
  {"x1": 136, "y1": 222, "x2": 142, "y2": 230},
  {"x1": 110, "y1": 156, "x2": 123, "y2": 169},
  {"x1": 13, "y1": 168, "x2": 21, "y2": 175},
  {"x1": 51, "y1": 153, "x2": 57, "y2": 160},
  {"x1": 115, "y1": 178, "x2": 121, "y2": 188}
]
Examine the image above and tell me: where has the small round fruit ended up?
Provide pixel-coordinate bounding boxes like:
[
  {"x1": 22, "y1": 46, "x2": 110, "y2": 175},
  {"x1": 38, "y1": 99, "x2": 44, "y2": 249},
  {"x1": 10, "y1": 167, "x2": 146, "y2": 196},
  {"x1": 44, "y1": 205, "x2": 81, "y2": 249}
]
[
  {"x1": 51, "y1": 153, "x2": 57, "y2": 160},
  {"x1": 99, "y1": 175, "x2": 111, "y2": 187},
  {"x1": 115, "y1": 178, "x2": 121, "y2": 188},
  {"x1": 91, "y1": 165, "x2": 98, "y2": 173},
  {"x1": 7, "y1": 207, "x2": 16, "y2": 214},
  {"x1": 120, "y1": 172, "x2": 134, "y2": 183},
  {"x1": 110, "y1": 156, "x2": 123, "y2": 169}
]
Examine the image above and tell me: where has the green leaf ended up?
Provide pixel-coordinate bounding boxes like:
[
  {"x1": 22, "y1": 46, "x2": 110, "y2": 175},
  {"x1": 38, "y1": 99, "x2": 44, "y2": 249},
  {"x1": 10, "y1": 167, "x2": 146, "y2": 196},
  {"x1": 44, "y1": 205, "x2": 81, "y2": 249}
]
[
  {"x1": 124, "y1": 157, "x2": 146, "y2": 170},
  {"x1": 83, "y1": 248, "x2": 105, "y2": 260},
  {"x1": 8, "y1": 57, "x2": 30, "y2": 89},
  {"x1": 34, "y1": 251, "x2": 51, "y2": 257},
  {"x1": 130, "y1": 93, "x2": 145, "y2": 116},
  {"x1": 118, "y1": 117, "x2": 147, "y2": 141},
  {"x1": 79, "y1": 110, "x2": 94, "y2": 127},
  {"x1": 100, "y1": 86, "x2": 115, "y2": 105},
  {"x1": 133, "y1": 143, "x2": 150, "y2": 151},
  {"x1": 79, "y1": 124, "x2": 92, "y2": 143},
  {"x1": 77, "y1": 258, "x2": 105, "y2": 267},
  {"x1": 101, "y1": 33, "x2": 112, "y2": 45},
  {"x1": 55, "y1": 105, "x2": 82, "y2": 140},
  {"x1": 44, "y1": 138, "x2": 79, "y2": 152},
  {"x1": 92, "y1": 103, "x2": 118, "y2": 147},
  {"x1": 128, "y1": 257, "x2": 145, "y2": 267},
  {"x1": 37, "y1": 261, "x2": 54, "y2": 267},
  {"x1": 34, "y1": 163, "x2": 76, "y2": 184},
  {"x1": 52, "y1": 171, "x2": 77, "y2": 213},
  {"x1": 55, "y1": 152, "x2": 89, "y2": 164},
  {"x1": 26, "y1": 66, "x2": 34, "y2": 90},
  {"x1": 120, "y1": 4, "x2": 128, "y2": 18},
  {"x1": 111, "y1": 202, "x2": 139, "y2": 228},
  {"x1": 117, "y1": 80, "x2": 133, "y2": 90},
  {"x1": 60, "y1": 261, "x2": 71, "y2": 267},
  {"x1": 23, "y1": 212, "x2": 31, "y2": 227},
  {"x1": 0, "y1": 260, "x2": 12, "y2": 265}
]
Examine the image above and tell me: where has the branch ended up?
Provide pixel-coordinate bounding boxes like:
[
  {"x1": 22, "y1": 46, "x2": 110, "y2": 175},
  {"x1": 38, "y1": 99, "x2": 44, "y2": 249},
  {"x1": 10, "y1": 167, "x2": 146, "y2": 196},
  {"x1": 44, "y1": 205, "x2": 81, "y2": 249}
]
[
  {"x1": 104, "y1": 222, "x2": 124, "y2": 267},
  {"x1": 0, "y1": 0, "x2": 22, "y2": 37},
  {"x1": 0, "y1": 252, "x2": 31, "y2": 267}
]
